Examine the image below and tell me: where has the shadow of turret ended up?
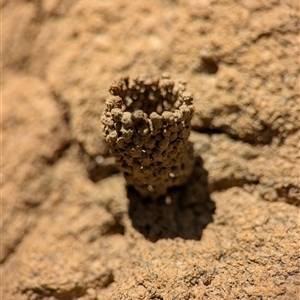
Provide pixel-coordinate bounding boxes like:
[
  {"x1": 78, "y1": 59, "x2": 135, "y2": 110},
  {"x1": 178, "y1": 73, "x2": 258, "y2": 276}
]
[{"x1": 128, "y1": 156, "x2": 215, "y2": 242}]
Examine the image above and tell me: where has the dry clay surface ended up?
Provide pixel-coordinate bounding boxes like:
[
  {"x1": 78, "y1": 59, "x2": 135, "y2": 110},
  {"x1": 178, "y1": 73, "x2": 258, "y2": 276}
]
[{"x1": 2, "y1": 0, "x2": 299, "y2": 299}]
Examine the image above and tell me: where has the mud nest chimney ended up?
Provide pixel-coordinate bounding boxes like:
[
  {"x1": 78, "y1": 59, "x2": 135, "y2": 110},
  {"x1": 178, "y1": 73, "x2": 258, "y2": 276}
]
[{"x1": 101, "y1": 74, "x2": 195, "y2": 199}]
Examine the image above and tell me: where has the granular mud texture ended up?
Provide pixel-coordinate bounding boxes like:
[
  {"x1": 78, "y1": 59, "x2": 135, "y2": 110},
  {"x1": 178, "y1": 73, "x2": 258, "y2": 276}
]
[
  {"x1": 3, "y1": 1, "x2": 299, "y2": 299},
  {"x1": 101, "y1": 74, "x2": 195, "y2": 198}
]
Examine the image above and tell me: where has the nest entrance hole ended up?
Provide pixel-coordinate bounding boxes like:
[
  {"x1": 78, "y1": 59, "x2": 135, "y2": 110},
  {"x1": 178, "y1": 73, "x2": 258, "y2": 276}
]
[{"x1": 110, "y1": 76, "x2": 181, "y2": 116}]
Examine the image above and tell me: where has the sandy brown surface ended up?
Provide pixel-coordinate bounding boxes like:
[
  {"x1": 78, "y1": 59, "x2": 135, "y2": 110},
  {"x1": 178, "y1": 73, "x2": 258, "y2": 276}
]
[{"x1": 1, "y1": 0, "x2": 300, "y2": 299}]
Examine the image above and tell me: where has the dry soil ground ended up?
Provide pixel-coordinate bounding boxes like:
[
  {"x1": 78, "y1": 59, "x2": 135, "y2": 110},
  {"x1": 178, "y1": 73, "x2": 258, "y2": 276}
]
[{"x1": 1, "y1": 0, "x2": 300, "y2": 299}]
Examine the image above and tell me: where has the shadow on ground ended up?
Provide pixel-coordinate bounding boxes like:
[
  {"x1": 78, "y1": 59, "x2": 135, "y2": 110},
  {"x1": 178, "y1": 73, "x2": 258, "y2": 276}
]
[{"x1": 128, "y1": 156, "x2": 215, "y2": 242}]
